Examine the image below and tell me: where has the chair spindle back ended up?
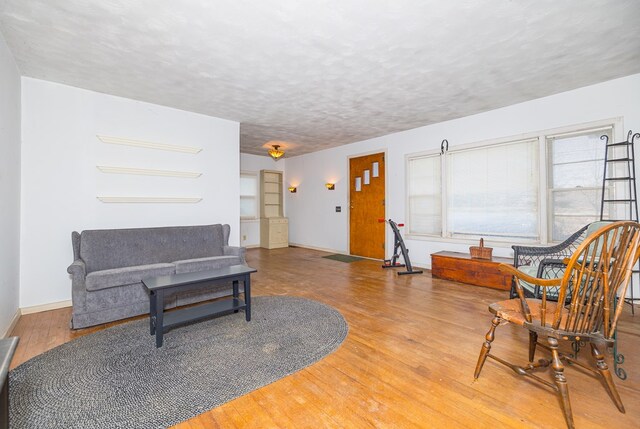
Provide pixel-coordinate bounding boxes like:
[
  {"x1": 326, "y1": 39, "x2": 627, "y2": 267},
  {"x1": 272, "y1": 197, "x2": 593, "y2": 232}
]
[{"x1": 553, "y1": 221, "x2": 640, "y2": 338}]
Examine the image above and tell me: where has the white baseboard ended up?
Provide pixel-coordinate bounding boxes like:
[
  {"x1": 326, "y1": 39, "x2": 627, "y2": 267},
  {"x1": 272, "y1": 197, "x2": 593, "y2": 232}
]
[
  {"x1": 288, "y1": 243, "x2": 430, "y2": 268},
  {"x1": 2, "y1": 308, "x2": 21, "y2": 338},
  {"x1": 20, "y1": 299, "x2": 72, "y2": 315},
  {"x1": 288, "y1": 243, "x2": 346, "y2": 254}
]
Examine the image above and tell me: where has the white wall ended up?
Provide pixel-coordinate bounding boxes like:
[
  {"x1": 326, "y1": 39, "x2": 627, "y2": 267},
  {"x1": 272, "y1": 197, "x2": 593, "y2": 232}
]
[
  {"x1": 0, "y1": 32, "x2": 21, "y2": 336},
  {"x1": 286, "y1": 149, "x2": 351, "y2": 253},
  {"x1": 286, "y1": 73, "x2": 640, "y2": 267},
  {"x1": 20, "y1": 78, "x2": 240, "y2": 308},
  {"x1": 239, "y1": 153, "x2": 284, "y2": 247}
]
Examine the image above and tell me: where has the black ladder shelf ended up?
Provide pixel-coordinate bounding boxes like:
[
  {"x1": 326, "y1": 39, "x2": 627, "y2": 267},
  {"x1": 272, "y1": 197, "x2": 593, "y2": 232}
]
[
  {"x1": 600, "y1": 130, "x2": 640, "y2": 311},
  {"x1": 599, "y1": 130, "x2": 640, "y2": 380}
]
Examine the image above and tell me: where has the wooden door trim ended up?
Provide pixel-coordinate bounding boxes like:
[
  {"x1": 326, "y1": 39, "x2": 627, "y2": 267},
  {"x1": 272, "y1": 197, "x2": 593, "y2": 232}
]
[{"x1": 347, "y1": 150, "x2": 388, "y2": 259}]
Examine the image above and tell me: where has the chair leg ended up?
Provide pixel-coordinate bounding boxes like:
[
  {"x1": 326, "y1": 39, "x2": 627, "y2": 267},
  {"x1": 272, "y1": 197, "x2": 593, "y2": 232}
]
[
  {"x1": 549, "y1": 337, "x2": 575, "y2": 429},
  {"x1": 528, "y1": 331, "x2": 538, "y2": 362},
  {"x1": 474, "y1": 316, "x2": 500, "y2": 379},
  {"x1": 590, "y1": 343, "x2": 625, "y2": 413}
]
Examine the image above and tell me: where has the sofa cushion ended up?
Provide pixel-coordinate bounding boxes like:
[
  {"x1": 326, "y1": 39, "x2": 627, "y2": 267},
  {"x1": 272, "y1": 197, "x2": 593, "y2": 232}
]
[
  {"x1": 174, "y1": 256, "x2": 242, "y2": 274},
  {"x1": 83, "y1": 282, "x2": 153, "y2": 312},
  {"x1": 85, "y1": 263, "x2": 175, "y2": 291},
  {"x1": 80, "y1": 224, "x2": 226, "y2": 273}
]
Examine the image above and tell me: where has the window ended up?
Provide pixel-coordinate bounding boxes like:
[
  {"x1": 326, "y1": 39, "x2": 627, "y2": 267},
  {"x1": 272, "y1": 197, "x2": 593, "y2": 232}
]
[
  {"x1": 406, "y1": 120, "x2": 618, "y2": 244},
  {"x1": 407, "y1": 154, "x2": 441, "y2": 235},
  {"x1": 547, "y1": 127, "x2": 612, "y2": 241},
  {"x1": 240, "y1": 172, "x2": 258, "y2": 219},
  {"x1": 447, "y1": 139, "x2": 539, "y2": 240}
]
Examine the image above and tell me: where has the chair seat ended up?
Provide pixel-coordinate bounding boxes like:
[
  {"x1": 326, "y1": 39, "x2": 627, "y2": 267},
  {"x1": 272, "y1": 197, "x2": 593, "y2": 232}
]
[{"x1": 489, "y1": 298, "x2": 569, "y2": 328}]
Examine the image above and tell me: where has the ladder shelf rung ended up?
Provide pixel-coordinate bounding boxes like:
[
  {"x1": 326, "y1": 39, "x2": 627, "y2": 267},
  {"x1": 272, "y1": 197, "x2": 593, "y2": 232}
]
[{"x1": 601, "y1": 131, "x2": 639, "y2": 320}]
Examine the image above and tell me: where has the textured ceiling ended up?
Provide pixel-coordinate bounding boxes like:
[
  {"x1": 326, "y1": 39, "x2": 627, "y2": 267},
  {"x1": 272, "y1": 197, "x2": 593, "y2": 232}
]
[{"x1": 1, "y1": 1, "x2": 639, "y2": 157}]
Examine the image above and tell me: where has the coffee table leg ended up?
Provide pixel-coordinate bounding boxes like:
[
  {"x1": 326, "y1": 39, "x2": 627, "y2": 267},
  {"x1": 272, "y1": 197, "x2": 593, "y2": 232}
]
[
  {"x1": 149, "y1": 290, "x2": 157, "y2": 335},
  {"x1": 155, "y1": 289, "x2": 164, "y2": 348},
  {"x1": 233, "y1": 280, "x2": 239, "y2": 313},
  {"x1": 244, "y1": 274, "x2": 251, "y2": 321}
]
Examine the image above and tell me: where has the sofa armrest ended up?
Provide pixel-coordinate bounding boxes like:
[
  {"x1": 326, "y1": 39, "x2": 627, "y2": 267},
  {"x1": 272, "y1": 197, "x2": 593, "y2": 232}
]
[
  {"x1": 68, "y1": 259, "x2": 87, "y2": 316},
  {"x1": 223, "y1": 246, "x2": 246, "y2": 263},
  {"x1": 67, "y1": 259, "x2": 86, "y2": 277}
]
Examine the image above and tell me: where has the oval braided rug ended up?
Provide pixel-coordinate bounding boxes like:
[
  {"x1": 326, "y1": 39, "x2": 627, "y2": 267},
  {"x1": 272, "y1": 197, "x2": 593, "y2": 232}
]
[{"x1": 10, "y1": 296, "x2": 348, "y2": 429}]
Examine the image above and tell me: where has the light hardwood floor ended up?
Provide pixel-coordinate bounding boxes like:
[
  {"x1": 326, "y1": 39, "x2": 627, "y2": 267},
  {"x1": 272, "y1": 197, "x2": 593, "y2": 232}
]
[{"x1": 9, "y1": 247, "x2": 640, "y2": 428}]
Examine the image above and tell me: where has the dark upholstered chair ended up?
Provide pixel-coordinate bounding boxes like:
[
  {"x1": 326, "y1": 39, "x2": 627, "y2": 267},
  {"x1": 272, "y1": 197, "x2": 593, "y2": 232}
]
[{"x1": 474, "y1": 221, "x2": 640, "y2": 429}]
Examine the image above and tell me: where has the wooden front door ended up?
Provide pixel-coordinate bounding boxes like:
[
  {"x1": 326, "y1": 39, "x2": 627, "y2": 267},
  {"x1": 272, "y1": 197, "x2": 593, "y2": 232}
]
[{"x1": 349, "y1": 152, "x2": 385, "y2": 259}]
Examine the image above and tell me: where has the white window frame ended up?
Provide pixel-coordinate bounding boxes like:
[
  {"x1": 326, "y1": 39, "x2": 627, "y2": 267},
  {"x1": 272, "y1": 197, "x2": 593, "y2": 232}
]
[
  {"x1": 546, "y1": 125, "x2": 615, "y2": 242},
  {"x1": 240, "y1": 171, "x2": 259, "y2": 220},
  {"x1": 406, "y1": 152, "x2": 443, "y2": 236},
  {"x1": 405, "y1": 117, "x2": 623, "y2": 245}
]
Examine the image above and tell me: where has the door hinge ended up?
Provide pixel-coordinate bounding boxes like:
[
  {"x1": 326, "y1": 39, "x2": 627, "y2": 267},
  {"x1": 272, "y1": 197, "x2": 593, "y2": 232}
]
[
  {"x1": 382, "y1": 199, "x2": 385, "y2": 206},
  {"x1": 382, "y1": 243, "x2": 385, "y2": 249}
]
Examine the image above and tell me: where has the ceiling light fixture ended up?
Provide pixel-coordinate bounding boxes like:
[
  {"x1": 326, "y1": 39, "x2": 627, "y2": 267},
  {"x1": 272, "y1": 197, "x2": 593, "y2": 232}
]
[{"x1": 268, "y1": 144, "x2": 284, "y2": 161}]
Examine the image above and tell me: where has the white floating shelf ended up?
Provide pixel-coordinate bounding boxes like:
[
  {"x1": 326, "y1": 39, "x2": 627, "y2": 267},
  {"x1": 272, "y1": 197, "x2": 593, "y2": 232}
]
[
  {"x1": 97, "y1": 135, "x2": 202, "y2": 154},
  {"x1": 97, "y1": 197, "x2": 202, "y2": 203},
  {"x1": 97, "y1": 166, "x2": 202, "y2": 178}
]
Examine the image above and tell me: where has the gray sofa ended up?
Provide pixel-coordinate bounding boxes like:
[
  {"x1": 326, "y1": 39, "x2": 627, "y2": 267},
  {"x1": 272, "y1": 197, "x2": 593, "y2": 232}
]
[{"x1": 68, "y1": 224, "x2": 246, "y2": 329}]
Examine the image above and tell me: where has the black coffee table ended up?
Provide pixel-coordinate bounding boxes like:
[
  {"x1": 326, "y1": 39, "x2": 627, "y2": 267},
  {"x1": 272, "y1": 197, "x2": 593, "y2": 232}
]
[{"x1": 142, "y1": 264, "x2": 257, "y2": 347}]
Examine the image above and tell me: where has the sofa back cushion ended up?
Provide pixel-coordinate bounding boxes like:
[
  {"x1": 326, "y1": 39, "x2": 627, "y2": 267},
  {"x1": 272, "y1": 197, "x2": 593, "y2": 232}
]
[{"x1": 80, "y1": 224, "x2": 226, "y2": 273}]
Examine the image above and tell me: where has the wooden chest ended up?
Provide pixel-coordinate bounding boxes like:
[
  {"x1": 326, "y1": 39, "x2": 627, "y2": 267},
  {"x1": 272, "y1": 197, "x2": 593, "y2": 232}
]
[{"x1": 430, "y1": 251, "x2": 513, "y2": 291}]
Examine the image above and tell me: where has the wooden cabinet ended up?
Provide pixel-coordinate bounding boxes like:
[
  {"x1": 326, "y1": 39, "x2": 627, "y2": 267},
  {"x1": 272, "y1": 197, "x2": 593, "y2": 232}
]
[
  {"x1": 260, "y1": 170, "x2": 288, "y2": 249},
  {"x1": 260, "y1": 170, "x2": 283, "y2": 218},
  {"x1": 260, "y1": 217, "x2": 289, "y2": 249},
  {"x1": 430, "y1": 251, "x2": 513, "y2": 291}
]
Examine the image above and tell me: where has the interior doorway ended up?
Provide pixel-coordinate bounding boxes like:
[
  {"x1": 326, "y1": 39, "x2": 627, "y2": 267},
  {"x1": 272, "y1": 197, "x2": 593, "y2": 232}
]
[{"x1": 349, "y1": 152, "x2": 385, "y2": 259}]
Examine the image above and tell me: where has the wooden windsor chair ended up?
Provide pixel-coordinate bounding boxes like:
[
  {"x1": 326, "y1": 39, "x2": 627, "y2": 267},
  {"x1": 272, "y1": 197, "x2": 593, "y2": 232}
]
[{"x1": 473, "y1": 221, "x2": 640, "y2": 429}]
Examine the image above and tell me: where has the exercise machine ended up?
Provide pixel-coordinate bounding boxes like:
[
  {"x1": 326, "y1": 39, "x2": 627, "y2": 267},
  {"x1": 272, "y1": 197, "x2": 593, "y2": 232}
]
[{"x1": 379, "y1": 219, "x2": 423, "y2": 275}]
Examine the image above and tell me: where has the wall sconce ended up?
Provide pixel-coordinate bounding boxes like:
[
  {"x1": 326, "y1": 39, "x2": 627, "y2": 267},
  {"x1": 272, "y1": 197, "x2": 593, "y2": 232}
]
[
  {"x1": 288, "y1": 186, "x2": 297, "y2": 193},
  {"x1": 325, "y1": 183, "x2": 335, "y2": 190}
]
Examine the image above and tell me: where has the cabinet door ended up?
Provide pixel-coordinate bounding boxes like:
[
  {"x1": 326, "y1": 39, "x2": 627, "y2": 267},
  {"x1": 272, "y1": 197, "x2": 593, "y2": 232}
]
[{"x1": 271, "y1": 222, "x2": 288, "y2": 244}]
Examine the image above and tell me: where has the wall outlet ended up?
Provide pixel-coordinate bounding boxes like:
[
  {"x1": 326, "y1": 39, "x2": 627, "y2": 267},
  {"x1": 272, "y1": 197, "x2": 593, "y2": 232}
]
[{"x1": 242, "y1": 235, "x2": 247, "y2": 241}]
